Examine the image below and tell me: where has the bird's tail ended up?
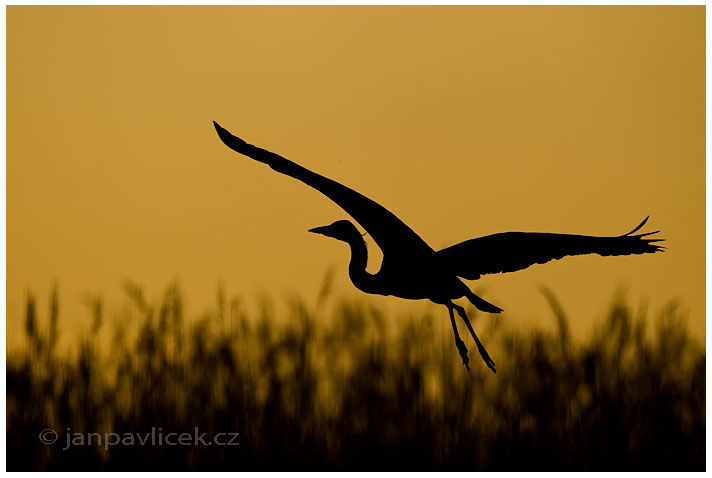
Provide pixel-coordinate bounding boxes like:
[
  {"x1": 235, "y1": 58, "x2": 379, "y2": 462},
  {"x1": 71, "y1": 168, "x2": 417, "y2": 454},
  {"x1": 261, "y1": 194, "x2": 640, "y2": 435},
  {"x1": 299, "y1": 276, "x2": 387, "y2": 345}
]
[{"x1": 465, "y1": 289, "x2": 503, "y2": 314}]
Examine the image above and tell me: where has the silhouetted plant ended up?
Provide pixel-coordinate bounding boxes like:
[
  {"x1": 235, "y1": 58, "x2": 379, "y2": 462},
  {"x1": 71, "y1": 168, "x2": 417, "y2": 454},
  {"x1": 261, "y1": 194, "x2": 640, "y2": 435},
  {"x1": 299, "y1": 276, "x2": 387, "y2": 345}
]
[{"x1": 6, "y1": 283, "x2": 704, "y2": 471}]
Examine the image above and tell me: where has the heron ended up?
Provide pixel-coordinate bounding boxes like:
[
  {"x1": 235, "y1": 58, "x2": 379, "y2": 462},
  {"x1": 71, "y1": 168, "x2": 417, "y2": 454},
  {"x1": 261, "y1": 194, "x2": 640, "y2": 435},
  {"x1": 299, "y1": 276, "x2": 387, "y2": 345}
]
[{"x1": 213, "y1": 121, "x2": 663, "y2": 373}]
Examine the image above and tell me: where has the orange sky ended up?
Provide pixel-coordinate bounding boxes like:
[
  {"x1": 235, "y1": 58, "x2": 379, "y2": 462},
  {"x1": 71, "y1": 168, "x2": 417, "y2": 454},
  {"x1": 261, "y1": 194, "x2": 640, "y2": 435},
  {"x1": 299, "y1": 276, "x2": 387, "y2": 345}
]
[{"x1": 7, "y1": 6, "x2": 705, "y2": 346}]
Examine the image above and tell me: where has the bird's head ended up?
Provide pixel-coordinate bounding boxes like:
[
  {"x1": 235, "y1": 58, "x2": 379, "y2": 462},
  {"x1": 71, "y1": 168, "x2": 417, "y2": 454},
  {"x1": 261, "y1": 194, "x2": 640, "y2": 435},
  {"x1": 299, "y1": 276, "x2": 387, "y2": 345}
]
[{"x1": 308, "y1": 220, "x2": 362, "y2": 243}]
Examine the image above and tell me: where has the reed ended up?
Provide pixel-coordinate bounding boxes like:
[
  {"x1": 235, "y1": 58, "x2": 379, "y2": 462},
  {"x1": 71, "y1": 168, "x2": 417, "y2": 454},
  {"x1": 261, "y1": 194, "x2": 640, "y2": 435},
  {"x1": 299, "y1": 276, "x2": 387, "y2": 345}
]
[{"x1": 7, "y1": 282, "x2": 704, "y2": 470}]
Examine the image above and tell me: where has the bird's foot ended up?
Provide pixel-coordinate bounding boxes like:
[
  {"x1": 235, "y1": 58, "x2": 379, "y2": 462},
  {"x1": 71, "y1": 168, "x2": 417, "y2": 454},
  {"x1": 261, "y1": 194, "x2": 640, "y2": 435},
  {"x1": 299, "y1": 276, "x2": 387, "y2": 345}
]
[
  {"x1": 455, "y1": 338, "x2": 470, "y2": 371},
  {"x1": 475, "y1": 341, "x2": 496, "y2": 374}
]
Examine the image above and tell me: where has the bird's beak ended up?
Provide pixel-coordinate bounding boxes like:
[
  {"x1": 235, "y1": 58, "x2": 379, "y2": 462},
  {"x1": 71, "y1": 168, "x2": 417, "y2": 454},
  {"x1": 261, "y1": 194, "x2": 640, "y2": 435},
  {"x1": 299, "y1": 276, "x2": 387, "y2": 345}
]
[{"x1": 308, "y1": 225, "x2": 332, "y2": 237}]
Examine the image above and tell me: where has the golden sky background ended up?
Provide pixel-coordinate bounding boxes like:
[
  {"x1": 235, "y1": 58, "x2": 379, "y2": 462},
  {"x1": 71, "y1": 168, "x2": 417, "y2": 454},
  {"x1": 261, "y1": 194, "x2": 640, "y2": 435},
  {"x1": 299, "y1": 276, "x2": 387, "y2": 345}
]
[{"x1": 7, "y1": 6, "x2": 705, "y2": 345}]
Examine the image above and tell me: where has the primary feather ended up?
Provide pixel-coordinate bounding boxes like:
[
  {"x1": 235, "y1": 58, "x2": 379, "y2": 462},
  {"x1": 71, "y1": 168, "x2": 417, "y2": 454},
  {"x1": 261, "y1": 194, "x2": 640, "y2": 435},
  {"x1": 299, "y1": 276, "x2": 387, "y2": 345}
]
[{"x1": 436, "y1": 220, "x2": 664, "y2": 280}]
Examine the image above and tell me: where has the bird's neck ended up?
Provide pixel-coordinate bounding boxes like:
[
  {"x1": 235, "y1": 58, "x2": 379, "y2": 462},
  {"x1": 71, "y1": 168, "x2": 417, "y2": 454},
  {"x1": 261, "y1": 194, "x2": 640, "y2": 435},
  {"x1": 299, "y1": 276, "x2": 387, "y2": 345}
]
[{"x1": 345, "y1": 235, "x2": 379, "y2": 294}]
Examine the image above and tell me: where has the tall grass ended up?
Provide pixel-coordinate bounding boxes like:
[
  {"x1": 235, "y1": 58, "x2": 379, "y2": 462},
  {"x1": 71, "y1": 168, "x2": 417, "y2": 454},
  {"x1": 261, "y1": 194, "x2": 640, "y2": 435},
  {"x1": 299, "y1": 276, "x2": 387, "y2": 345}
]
[{"x1": 6, "y1": 282, "x2": 705, "y2": 471}]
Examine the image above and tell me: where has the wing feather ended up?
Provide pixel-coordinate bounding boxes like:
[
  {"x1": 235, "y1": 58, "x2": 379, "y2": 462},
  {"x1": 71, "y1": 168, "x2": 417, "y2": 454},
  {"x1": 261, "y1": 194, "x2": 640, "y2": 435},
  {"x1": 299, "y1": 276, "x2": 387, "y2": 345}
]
[
  {"x1": 436, "y1": 218, "x2": 664, "y2": 280},
  {"x1": 213, "y1": 122, "x2": 434, "y2": 258}
]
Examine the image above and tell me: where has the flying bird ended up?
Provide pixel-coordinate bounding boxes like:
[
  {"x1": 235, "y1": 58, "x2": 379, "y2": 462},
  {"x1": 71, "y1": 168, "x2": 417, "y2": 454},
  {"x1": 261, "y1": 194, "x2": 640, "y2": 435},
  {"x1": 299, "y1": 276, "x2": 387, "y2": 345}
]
[{"x1": 213, "y1": 121, "x2": 663, "y2": 373}]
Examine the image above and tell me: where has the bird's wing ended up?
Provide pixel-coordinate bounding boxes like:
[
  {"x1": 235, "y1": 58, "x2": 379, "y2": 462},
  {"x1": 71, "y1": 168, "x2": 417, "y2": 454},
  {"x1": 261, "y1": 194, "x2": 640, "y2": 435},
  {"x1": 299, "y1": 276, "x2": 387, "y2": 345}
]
[
  {"x1": 435, "y1": 217, "x2": 664, "y2": 280},
  {"x1": 213, "y1": 122, "x2": 434, "y2": 258}
]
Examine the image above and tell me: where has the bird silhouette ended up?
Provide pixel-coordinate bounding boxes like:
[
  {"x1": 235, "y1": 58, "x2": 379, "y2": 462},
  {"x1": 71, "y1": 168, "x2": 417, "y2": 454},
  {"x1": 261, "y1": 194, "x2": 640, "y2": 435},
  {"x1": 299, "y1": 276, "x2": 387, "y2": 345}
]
[{"x1": 213, "y1": 121, "x2": 664, "y2": 373}]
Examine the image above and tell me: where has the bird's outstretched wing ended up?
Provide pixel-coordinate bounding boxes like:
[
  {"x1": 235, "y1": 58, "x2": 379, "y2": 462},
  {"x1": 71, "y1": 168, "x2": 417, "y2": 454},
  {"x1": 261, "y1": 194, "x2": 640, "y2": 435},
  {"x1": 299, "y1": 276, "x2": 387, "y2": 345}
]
[
  {"x1": 213, "y1": 122, "x2": 434, "y2": 258},
  {"x1": 436, "y1": 217, "x2": 664, "y2": 280}
]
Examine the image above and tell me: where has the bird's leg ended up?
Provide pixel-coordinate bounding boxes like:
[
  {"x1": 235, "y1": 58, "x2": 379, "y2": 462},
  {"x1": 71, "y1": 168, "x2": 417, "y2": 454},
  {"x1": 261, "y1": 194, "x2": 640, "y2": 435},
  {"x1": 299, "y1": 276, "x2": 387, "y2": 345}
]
[
  {"x1": 447, "y1": 305, "x2": 470, "y2": 371},
  {"x1": 453, "y1": 304, "x2": 496, "y2": 374}
]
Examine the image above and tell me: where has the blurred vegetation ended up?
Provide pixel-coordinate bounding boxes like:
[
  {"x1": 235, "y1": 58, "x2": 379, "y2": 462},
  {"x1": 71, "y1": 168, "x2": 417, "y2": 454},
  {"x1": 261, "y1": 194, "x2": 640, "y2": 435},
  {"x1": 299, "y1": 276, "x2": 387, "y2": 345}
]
[{"x1": 6, "y1": 281, "x2": 705, "y2": 471}]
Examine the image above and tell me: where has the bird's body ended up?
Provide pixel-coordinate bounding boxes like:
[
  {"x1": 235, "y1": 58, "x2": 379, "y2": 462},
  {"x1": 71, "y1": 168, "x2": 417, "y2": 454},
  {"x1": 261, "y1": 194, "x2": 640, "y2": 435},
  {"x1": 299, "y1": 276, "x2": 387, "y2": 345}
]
[
  {"x1": 313, "y1": 220, "x2": 473, "y2": 304},
  {"x1": 213, "y1": 121, "x2": 663, "y2": 372}
]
